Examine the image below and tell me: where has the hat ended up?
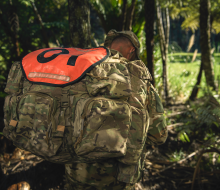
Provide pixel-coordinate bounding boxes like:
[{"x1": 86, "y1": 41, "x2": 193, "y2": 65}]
[{"x1": 104, "y1": 29, "x2": 140, "y2": 60}]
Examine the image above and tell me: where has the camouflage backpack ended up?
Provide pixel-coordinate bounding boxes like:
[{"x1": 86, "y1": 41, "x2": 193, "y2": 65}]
[
  {"x1": 3, "y1": 47, "x2": 134, "y2": 164},
  {"x1": 3, "y1": 46, "x2": 162, "y2": 166}
]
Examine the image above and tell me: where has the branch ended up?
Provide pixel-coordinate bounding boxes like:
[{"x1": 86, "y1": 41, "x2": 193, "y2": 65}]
[
  {"x1": 30, "y1": 1, "x2": 49, "y2": 48},
  {"x1": 122, "y1": 0, "x2": 127, "y2": 31},
  {"x1": 155, "y1": 0, "x2": 165, "y2": 60},
  {"x1": 191, "y1": 148, "x2": 220, "y2": 190},
  {"x1": 167, "y1": 123, "x2": 185, "y2": 130},
  {"x1": 165, "y1": 7, "x2": 170, "y2": 51},
  {"x1": 152, "y1": 147, "x2": 220, "y2": 176},
  {"x1": 152, "y1": 150, "x2": 199, "y2": 175},
  {"x1": 90, "y1": 4, "x2": 107, "y2": 34},
  {"x1": 127, "y1": 0, "x2": 136, "y2": 31},
  {"x1": 91, "y1": 34, "x2": 99, "y2": 47}
]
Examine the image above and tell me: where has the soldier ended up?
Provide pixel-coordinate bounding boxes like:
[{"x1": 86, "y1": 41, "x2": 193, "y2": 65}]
[{"x1": 65, "y1": 29, "x2": 168, "y2": 190}]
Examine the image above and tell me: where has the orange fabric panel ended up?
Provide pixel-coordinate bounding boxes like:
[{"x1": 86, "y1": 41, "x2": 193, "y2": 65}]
[{"x1": 21, "y1": 47, "x2": 109, "y2": 86}]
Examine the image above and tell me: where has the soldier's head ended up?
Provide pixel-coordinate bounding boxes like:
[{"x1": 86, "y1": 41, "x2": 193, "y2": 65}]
[
  {"x1": 110, "y1": 36, "x2": 136, "y2": 61},
  {"x1": 104, "y1": 29, "x2": 141, "y2": 61}
]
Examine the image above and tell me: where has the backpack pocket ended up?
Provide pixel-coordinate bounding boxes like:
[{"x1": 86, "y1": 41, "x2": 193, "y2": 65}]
[
  {"x1": 3, "y1": 95, "x2": 19, "y2": 140},
  {"x1": 147, "y1": 84, "x2": 164, "y2": 117},
  {"x1": 74, "y1": 97, "x2": 132, "y2": 159},
  {"x1": 117, "y1": 107, "x2": 148, "y2": 165},
  {"x1": 4, "y1": 61, "x2": 23, "y2": 95},
  {"x1": 7, "y1": 91, "x2": 64, "y2": 158}
]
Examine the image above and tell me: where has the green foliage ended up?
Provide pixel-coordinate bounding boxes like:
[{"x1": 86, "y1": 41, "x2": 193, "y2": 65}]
[
  {"x1": 176, "y1": 104, "x2": 220, "y2": 143},
  {"x1": 170, "y1": 148, "x2": 185, "y2": 162},
  {"x1": 90, "y1": 0, "x2": 145, "y2": 35},
  {"x1": 168, "y1": 41, "x2": 183, "y2": 54},
  {"x1": 169, "y1": 0, "x2": 200, "y2": 32},
  {"x1": 0, "y1": 91, "x2": 7, "y2": 98},
  {"x1": 181, "y1": 12, "x2": 199, "y2": 33},
  {"x1": 168, "y1": 0, "x2": 220, "y2": 34},
  {"x1": 90, "y1": 0, "x2": 106, "y2": 18},
  {"x1": 164, "y1": 52, "x2": 220, "y2": 100},
  {"x1": 0, "y1": 0, "x2": 71, "y2": 83},
  {"x1": 152, "y1": 42, "x2": 164, "y2": 96},
  {"x1": 18, "y1": 0, "x2": 34, "y2": 7},
  {"x1": 179, "y1": 131, "x2": 190, "y2": 142},
  {"x1": 180, "y1": 69, "x2": 191, "y2": 77},
  {"x1": 0, "y1": 75, "x2": 5, "y2": 80}
]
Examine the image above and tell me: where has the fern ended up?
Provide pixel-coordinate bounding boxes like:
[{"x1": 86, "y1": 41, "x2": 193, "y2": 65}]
[
  {"x1": 181, "y1": 12, "x2": 199, "y2": 33},
  {"x1": 212, "y1": 19, "x2": 220, "y2": 34},
  {"x1": 176, "y1": 102, "x2": 220, "y2": 142}
]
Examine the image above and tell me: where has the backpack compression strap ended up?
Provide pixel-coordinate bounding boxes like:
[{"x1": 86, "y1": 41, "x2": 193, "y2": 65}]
[{"x1": 21, "y1": 47, "x2": 109, "y2": 87}]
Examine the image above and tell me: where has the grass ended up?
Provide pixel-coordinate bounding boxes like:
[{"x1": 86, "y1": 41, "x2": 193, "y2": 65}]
[{"x1": 155, "y1": 52, "x2": 220, "y2": 101}]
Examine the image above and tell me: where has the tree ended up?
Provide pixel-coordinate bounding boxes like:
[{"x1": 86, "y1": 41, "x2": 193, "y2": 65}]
[
  {"x1": 189, "y1": 0, "x2": 217, "y2": 100},
  {"x1": 145, "y1": 0, "x2": 155, "y2": 86},
  {"x1": 200, "y1": 0, "x2": 216, "y2": 90},
  {"x1": 169, "y1": 0, "x2": 219, "y2": 99},
  {"x1": 68, "y1": 0, "x2": 91, "y2": 48},
  {"x1": 90, "y1": 0, "x2": 144, "y2": 34},
  {"x1": 122, "y1": 0, "x2": 137, "y2": 31},
  {"x1": 9, "y1": 1, "x2": 20, "y2": 59},
  {"x1": 189, "y1": 61, "x2": 203, "y2": 100},
  {"x1": 156, "y1": 0, "x2": 170, "y2": 101}
]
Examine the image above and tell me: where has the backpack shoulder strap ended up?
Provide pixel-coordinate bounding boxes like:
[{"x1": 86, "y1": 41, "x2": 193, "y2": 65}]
[{"x1": 5, "y1": 61, "x2": 23, "y2": 95}]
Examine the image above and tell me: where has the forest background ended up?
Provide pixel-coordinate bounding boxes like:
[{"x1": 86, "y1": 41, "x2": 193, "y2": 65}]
[{"x1": 0, "y1": 0, "x2": 220, "y2": 190}]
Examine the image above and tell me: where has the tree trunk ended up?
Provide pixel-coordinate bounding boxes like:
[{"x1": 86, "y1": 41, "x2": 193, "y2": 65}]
[
  {"x1": 68, "y1": 0, "x2": 91, "y2": 48},
  {"x1": 145, "y1": 0, "x2": 155, "y2": 86},
  {"x1": 189, "y1": 62, "x2": 203, "y2": 100},
  {"x1": 0, "y1": 4, "x2": 20, "y2": 70},
  {"x1": 126, "y1": 0, "x2": 136, "y2": 31},
  {"x1": 122, "y1": 0, "x2": 128, "y2": 31},
  {"x1": 214, "y1": 33, "x2": 218, "y2": 53},
  {"x1": 200, "y1": 0, "x2": 216, "y2": 90},
  {"x1": 156, "y1": 0, "x2": 169, "y2": 101},
  {"x1": 165, "y1": 8, "x2": 170, "y2": 54},
  {"x1": 122, "y1": 0, "x2": 136, "y2": 31},
  {"x1": 8, "y1": 3, "x2": 20, "y2": 59},
  {"x1": 31, "y1": 2, "x2": 50, "y2": 48},
  {"x1": 90, "y1": 4, "x2": 107, "y2": 34}
]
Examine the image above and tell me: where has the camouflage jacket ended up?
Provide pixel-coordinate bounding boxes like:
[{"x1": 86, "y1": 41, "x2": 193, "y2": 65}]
[{"x1": 65, "y1": 49, "x2": 168, "y2": 186}]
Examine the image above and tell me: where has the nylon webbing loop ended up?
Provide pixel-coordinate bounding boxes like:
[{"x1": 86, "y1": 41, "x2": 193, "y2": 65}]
[
  {"x1": 59, "y1": 86, "x2": 71, "y2": 127},
  {"x1": 60, "y1": 86, "x2": 76, "y2": 158}
]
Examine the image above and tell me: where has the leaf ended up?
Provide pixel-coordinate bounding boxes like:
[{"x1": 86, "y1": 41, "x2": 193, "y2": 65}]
[
  {"x1": 18, "y1": 0, "x2": 34, "y2": 7},
  {"x1": 179, "y1": 132, "x2": 190, "y2": 142},
  {"x1": 0, "y1": 75, "x2": 5, "y2": 80},
  {"x1": 212, "y1": 20, "x2": 220, "y2": 34},
  {"x1": 181, "y1": 12, "x2": 199, "y2": 33},
  {"x1": 213, "y1": 121, "x2": 219, "y2": 127},
  {"x1": 90, "y1": 0, "x2": 106, "y2": 17},
  {"x1": 183, "y1": 132, "x2": 190, "y2": 142},
  {"x1": 110, "y1": 0, "x2": 118, "y2": 8},
  {"x1": 118, "y1": 0, "x2": 122, "y2": 6}
]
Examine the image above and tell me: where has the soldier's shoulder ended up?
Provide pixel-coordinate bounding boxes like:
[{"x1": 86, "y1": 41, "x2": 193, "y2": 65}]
[{"x1": 127, "y1": 60, "x2": 153, "y2": 81}]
